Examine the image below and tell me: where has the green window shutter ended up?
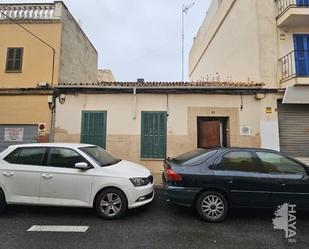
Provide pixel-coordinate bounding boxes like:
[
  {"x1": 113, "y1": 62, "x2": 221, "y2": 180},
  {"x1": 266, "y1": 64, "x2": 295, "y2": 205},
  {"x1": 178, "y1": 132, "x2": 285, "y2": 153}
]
[
  {"x1": 81, "y1": 111, "x2": 107, "y2": 149},
  {"x1": 141, "y1": 111, "x2": 167, "y2": 159}
]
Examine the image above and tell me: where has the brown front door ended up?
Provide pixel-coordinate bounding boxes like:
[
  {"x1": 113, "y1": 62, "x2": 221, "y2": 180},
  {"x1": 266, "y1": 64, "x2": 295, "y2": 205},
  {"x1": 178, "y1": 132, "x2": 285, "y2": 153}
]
[{"x1": 199, "y1": 121, "x2": 221, "y2": 149}]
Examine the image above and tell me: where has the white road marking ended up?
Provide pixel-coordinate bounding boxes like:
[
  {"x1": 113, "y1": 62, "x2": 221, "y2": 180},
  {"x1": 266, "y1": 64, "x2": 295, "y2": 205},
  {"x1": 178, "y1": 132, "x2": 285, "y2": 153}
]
[{"x1": 27, "y1": 226, "x2": 89, "y2": 233}]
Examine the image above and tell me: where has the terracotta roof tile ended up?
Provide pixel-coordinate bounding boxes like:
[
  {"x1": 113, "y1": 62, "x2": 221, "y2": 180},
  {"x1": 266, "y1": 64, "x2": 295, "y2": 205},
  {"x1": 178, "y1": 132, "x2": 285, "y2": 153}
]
[{"x1": 58, "y1": 81, "x2": 265, "y2": 88}]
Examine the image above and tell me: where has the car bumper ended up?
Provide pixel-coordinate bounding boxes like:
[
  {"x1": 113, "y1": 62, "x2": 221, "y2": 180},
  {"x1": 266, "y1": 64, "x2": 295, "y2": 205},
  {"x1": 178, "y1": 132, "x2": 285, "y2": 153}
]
[
  {"x1": 164, "y1": 184, "x2": 201, "y2": 207},
  {"x1": 127, "y1": 184, "x2": 154, "y2": 209}
]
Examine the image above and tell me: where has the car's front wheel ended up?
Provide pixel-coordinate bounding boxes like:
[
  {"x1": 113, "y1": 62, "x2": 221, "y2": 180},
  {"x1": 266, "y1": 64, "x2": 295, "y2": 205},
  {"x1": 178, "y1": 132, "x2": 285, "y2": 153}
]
[
  {"x1": 196, "y1": 191, "x2": 228, "y2": 222},
  {"x1": 0, "y1": 189, "x2": 6, "y2": 214},
  {"x1": 95, "y1": 188, "x2": 127, "y2": 219}
]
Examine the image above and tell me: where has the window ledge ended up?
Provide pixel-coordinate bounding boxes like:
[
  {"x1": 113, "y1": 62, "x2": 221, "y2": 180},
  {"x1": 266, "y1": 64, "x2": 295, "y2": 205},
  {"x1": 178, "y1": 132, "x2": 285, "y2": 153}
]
[{"x1": 5, "y1": 70, "x2": 22, "y2": 73}]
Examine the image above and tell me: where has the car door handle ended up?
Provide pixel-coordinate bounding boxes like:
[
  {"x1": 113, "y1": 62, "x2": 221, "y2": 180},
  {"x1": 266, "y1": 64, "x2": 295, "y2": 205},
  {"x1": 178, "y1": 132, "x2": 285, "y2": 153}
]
[
  {"x1": 2, "y1": 171, "x2": 14, "y2": 177},
  {"x1": 42, "y1": 174, "x2": 53, "y2": 179}
]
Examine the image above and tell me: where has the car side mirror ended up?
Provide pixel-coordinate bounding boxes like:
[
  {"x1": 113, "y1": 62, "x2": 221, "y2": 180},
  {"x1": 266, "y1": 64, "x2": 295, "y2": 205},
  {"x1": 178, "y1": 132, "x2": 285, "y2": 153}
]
[{"x1": 75, "y1": 162, "x2": 90, "y2": 170}]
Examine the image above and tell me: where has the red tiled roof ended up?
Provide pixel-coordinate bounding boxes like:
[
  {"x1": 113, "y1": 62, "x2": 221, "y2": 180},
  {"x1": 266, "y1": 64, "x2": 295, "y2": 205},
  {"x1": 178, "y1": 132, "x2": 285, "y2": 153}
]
[{"x1": 58, "y1": 81, "x2": 265, "y2": 88}]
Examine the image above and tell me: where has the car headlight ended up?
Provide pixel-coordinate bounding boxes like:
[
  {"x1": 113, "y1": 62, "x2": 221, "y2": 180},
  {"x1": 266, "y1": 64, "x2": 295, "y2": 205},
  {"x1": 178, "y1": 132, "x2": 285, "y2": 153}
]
[{"x1": 130, "y1": 177, "x2": 149, "y2": 187}]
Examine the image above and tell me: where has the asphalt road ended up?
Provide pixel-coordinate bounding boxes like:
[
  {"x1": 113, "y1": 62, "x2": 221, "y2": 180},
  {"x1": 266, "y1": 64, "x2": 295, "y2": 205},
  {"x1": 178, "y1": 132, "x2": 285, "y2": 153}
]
[{"x1": 0, "y1": 189, "x2": 308, "y2": 249}]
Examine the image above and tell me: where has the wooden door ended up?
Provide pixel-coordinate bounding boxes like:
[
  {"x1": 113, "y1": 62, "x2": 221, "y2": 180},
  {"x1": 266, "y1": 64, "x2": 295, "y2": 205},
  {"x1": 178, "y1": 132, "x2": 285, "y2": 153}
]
[{"x1": 199, "y1": 121, "x2": 221, "y2": 149}]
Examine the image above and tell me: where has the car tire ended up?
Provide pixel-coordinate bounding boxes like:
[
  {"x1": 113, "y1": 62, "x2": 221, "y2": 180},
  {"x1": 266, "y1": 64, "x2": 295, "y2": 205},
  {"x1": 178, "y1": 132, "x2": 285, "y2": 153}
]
[
  {"x1": 95, "y1": 188, "x2": 127, "y2": 220},
  {"x1": 196, "y1": 191, "x2": 228, "y2": 223},
  {"x1": 0, "y1": 189, "x2": 6, "y2": 214}
]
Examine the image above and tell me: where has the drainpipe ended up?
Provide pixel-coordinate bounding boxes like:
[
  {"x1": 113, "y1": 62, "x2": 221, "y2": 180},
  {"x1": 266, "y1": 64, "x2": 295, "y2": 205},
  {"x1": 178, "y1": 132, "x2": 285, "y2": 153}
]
[
  {"x1": 133, "y1": 88, "x2": 137, "y2": 120},
  {"x1": 49, "y1": 95, "x2": 56, "y2": 142},
  {"x1": 166, "y1": 94, "x2": 170, "y2": 117}
]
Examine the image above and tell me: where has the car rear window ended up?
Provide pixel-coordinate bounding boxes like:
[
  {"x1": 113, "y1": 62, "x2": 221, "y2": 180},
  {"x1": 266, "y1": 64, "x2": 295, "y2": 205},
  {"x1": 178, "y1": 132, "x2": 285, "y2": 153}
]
[
  {"x1": 4, "y1": 147, "x2": 46, "y2": 166},
  {"x1": 172, "y1": 149, "x2": 218, "y2": 165}
]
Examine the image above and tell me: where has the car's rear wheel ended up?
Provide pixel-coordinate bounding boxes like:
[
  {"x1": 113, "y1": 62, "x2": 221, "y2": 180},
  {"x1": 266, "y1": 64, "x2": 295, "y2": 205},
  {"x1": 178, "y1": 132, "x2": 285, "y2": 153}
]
[
  {"x1": 0, "y1": 189, "x2": 6, "y2": 214},
  {"x1": 196, "y1": 191, "x2": 228, "y2": 222},
  {"x1": 95, "y1": 188, "x2": 127, "y2": 219}
]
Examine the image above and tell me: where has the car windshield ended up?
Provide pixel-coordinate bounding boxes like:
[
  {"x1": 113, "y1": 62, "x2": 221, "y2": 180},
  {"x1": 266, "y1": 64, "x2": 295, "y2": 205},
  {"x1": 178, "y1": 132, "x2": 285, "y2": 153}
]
[
  {"x1": 172, "y1": 149, "x2": 218, "y2": 165},
  {"x1": 79, "y1": 146, "x2": 121, "y2": 167}
]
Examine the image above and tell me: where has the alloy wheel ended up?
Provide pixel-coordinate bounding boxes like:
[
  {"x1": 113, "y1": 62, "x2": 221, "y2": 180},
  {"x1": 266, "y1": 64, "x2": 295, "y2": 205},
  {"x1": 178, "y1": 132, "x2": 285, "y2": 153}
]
[
  {"x1": 100, "y1": 193, "x2": 122, "y2": 217},
  {"x1": 201, "y1": 194, "x2": 225, "y2": 220}
]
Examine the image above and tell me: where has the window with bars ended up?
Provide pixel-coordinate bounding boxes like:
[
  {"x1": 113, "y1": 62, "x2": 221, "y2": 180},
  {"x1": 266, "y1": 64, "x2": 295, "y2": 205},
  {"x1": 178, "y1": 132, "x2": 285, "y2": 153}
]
[{"x1": 6, "y1": 48, "x2": 23, "y2": 72}]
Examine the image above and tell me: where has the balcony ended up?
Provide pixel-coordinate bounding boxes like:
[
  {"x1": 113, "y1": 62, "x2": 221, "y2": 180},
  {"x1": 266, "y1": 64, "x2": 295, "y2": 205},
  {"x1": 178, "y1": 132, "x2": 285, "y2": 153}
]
[
  {"x1": 277, "y1": 0, "x2": 309, "y2": 27},
  {"x1": 280, "y1": 50, "x2": 309, "y2": 86},
  {"x1": 0, "y1": 3, "x2": 59, "y2": 21}
]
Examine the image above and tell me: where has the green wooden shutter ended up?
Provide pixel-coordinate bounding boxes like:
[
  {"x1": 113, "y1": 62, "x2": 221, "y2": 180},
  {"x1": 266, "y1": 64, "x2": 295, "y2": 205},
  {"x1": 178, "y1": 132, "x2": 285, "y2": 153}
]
[
  {"x1": 141, "y1": 111, "x2": 167, "y2": 159},
  {"x1": 81, "y1": 111, "x2": 107, "y2": 149}
]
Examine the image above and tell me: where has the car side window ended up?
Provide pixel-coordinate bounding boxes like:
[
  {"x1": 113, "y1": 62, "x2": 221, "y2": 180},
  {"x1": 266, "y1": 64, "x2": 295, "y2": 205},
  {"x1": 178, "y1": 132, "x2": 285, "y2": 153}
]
[
  {"x1": 256, "y1": 152, "x2": 306, "y2": 175},
  {"x1": 46, "y1": 148, "x2": 87, "y2": 168},
  {"x1": 217, "y1": 151, "x2": 257, "y2": 172},
  {"x1": 4, "y1": 147, "x2": 46, "y2": 166}
]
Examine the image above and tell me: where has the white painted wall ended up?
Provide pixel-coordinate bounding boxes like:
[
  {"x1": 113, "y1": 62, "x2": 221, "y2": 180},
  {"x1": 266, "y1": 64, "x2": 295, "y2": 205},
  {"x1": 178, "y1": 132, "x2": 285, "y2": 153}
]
[
  {"x1": 55, "y1": 93, "x2": 279, "y2": 139},
  {"x1": 260, "y1": 121, "x2": 280, "y2": 151},
  {"x1": 189, "y1": 0, "x2": 262, "y2": 84}
]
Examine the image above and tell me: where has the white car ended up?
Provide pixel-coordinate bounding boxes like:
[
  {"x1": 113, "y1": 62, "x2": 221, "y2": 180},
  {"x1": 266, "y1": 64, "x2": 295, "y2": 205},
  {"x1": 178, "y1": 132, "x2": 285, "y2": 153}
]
[{"x1": 0, "y1": 143, "x2": 154, "y2": 219}]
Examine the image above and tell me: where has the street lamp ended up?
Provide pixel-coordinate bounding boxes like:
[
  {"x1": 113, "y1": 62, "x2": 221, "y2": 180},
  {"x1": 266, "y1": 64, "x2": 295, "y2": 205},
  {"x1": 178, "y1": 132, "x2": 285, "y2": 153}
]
[{"x1": 182, "y1": 2, "x2": 195, "y2": 82}]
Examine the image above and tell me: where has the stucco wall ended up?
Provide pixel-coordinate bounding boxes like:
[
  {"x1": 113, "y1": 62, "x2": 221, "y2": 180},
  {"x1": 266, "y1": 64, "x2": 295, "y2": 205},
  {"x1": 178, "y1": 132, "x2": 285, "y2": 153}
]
[
  {"x1": 189, "y1": 0, "x2": 262, "y2": 84},
  {"x1": 190, "y1": 0, "x2": 285, "y2": 88},
  {"x1": 54, "y1": 92, "x2": 279, "y2": 179},
  {"x1": 0, "y1": 22, "x2": 61, "y2": 87},
  {"x1": 97, "y1": 69, "x2": 116, "y2": 82},
  {"x1": 58, "y1": 4, "x2": 98, "y2": 83},
  {"x1": 0, "y1": 95, "x2": 51, "y2": 136}
]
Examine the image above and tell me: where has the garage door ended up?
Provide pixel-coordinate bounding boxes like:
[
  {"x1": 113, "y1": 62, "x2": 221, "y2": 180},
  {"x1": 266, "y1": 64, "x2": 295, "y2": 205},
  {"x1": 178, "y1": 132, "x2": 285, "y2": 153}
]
[
  {"x1": 0, "y1": 125, "x2": 38, "y2": 152},
  {"x1": 278, "y1": 101, "x2": 309, "y2": 158}
]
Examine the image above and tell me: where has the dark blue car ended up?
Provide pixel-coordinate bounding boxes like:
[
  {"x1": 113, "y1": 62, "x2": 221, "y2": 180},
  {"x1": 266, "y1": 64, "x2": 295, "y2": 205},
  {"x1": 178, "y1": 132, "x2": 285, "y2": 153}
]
[{"x1": 163, "y1": 148, "x2": 309, "y2": 222}]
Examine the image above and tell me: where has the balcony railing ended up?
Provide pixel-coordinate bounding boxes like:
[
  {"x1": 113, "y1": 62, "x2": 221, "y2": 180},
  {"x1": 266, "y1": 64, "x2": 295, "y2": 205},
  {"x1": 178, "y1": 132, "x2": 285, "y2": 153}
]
[
  {"x1": 0, "y1": 4, "x2": 56, "y2": 20},
  {"x1": 280, "y1": 50, "x2": 309, "y2": 80},
  {"x1": 278, "y1": 0, "x2": 309, "y2": 16}
]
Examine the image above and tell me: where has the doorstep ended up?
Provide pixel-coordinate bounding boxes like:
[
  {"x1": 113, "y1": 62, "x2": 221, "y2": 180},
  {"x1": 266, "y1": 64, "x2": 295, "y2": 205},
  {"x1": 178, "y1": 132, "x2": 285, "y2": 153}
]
[{"x1": 152, "y1": 170, "x2": 163, "y2": 188}]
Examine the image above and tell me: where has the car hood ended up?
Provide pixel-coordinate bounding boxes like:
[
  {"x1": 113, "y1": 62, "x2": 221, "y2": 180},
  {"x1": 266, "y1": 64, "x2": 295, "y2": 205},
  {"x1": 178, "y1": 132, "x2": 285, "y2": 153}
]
[{"x1": 94, "y1": 160, "x2": 151, "y2": 178}]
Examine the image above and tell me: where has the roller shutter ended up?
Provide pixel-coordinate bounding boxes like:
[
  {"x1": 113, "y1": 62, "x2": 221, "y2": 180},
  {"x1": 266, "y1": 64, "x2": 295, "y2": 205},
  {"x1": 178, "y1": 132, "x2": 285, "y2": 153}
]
[
  {"x1": 0, "y1": 125, "x2": 38, "y2": 152},
  {"x1": 278, "y1": 101, "x2": 309, "y2": 158}
]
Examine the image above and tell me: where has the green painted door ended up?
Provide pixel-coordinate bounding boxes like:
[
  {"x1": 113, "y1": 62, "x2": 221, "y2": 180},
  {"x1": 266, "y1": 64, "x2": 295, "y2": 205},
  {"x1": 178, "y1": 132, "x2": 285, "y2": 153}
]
[
  {"x1": 81, "y1": 111, "x2": 107, "y2": 148},
  {"x1": 141, "y1": 111, "x2": 167, "y2": 159}
]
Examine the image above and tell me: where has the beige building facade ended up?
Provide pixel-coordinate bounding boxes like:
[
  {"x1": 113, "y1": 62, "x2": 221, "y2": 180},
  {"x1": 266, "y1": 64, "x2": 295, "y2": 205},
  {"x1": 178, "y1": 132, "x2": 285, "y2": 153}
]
[
  {"x1": 0, "y1": 1, "x2": 98, "y2": 150},
  {"x1": 97, "y1": 69, "x2": 116, "y2": 82},
  {"x1": 189, "y1": 0, "x2": 309, "y2": 163},
  {"x1": 54, "y1": 82, "x2": 280, "y2": 182}
]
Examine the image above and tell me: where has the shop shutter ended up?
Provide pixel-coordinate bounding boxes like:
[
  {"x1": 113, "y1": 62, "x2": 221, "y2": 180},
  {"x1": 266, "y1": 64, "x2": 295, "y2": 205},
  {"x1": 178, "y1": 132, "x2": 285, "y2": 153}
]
[
  {"x1": 278, "y1": 101, "x2": 309, "y2": 157},
  {"x1": 0, "y1": 125, "x2": 38, "y2": 152}
]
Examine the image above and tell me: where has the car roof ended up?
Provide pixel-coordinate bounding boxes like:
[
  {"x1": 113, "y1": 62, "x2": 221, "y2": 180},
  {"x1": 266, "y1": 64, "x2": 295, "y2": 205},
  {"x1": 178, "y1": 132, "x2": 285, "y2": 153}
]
[
  {"x1": 8, "y1": 143, "x2": 95, "y2": 149},
  {"x1": 215, "y1": 147, "x2": 279, "y2": 153}
]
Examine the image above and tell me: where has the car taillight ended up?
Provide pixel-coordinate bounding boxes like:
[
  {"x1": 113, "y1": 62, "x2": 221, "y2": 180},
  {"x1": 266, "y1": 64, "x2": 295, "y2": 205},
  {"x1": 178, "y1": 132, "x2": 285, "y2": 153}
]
[{"x1": 166, "y1": 168, "x2": 182, "y2": 182}]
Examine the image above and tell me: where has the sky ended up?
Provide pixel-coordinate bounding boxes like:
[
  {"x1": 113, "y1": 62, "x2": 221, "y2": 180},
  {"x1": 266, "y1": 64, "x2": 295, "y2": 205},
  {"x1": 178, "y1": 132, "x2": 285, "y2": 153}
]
[{"x1": 0, "y1": 0, "x2": 212, "y2": 82}]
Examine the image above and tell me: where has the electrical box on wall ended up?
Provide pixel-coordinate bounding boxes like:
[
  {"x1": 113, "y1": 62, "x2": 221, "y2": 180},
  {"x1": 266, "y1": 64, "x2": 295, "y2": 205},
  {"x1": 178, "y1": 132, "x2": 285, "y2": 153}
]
[{"x1": 240, "y1": 126, "x2": 252, "y2": 136}]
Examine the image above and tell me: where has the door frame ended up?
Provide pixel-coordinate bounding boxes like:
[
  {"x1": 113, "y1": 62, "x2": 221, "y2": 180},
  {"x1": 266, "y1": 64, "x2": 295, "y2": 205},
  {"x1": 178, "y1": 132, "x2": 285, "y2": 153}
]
[{"x1": 197, "y1": 117, "x2": 229, "y2": 149}]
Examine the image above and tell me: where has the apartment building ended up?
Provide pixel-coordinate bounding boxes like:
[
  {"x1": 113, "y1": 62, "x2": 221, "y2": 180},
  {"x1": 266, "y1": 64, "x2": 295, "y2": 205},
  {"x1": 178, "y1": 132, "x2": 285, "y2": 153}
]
[
  {"x1": 189, "y1": 0, "x2": 309, "y2": 163},
  {"x1": 0, "y1": 1, "x2": 98, "y2": 151}
]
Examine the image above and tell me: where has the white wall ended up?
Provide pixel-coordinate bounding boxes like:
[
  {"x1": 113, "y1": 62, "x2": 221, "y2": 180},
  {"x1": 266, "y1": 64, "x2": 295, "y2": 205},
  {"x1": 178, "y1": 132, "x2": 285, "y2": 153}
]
[
  {"x1": 55, "y1": 92, "x2": 279, "y2": 140},
  {"x1": 189, "y1": 0, "x2": 262, "y2": 83}
]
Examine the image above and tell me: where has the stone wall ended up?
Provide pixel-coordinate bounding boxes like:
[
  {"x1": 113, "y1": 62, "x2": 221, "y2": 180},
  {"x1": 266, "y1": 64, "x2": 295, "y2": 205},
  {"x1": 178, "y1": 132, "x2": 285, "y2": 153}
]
[{"x1": 57, "y1": 2, "x2": 98, "y2": 83}]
